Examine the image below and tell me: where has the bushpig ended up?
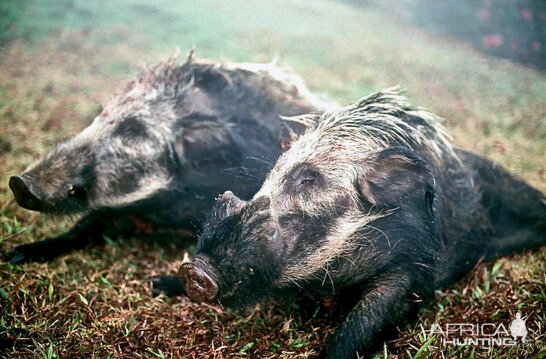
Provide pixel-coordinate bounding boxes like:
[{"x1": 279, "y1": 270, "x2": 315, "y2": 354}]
[
  {"x1": 7, "y1": 53, "x2": 337, "y2": 281},
  {"x1": 179, "y1": 88, "x2": 546, "y2": 358}
]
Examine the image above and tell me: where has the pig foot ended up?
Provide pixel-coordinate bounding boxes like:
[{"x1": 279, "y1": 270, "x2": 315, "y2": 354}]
[
  {"x1": 5, "y1": 230, "x2": 105, "y2": 264},
  {"x1": 321, "y1": 272, "x2": 414, "y2": 359},
  {"x1": 3, "y1": 211, "x2": 130, "y2": 263},
  {"x1": 6, "y1": 240, "x2": 62, "y2": 264},
  {"x1": 150, "y1": 276, "x2": 186, "y2": 297}
]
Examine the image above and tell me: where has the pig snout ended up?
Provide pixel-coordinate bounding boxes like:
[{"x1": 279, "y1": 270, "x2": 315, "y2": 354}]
[
  {"x1": 9, "y1": 175, "x2": 43, "y2": 211},
  {"x1": 178, "y1": 262, "x2": 218, "y2": 302}
]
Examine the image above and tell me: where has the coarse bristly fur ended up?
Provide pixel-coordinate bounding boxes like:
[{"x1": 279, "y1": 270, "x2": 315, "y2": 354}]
[
  {"x1": 6, "y1": 52, "x2": 338, "y2": 267},
  {"x1": 182, "y1": 88, "x2": 546, "y2": 358}
]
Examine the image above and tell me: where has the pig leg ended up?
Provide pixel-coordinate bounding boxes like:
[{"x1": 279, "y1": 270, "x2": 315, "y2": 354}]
[
  {"x1": 5, "y1": 211, "x2": 119, "y2": 263},
  {"x1": 149, "y1": 276, "x2": 186, "y2": 297},
  {"x1": 321, "y1": 272, "x2": 414, "y2": 359}
]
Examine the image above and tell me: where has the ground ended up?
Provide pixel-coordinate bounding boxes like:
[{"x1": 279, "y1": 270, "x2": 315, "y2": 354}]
[{"x1": 0, "y1": 0, "x2": 544, "y2": 358}]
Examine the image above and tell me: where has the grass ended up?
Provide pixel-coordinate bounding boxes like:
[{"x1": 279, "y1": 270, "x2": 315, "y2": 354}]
[{"x1": 0, "y1": 0, "x2": 545, "y2": 358}]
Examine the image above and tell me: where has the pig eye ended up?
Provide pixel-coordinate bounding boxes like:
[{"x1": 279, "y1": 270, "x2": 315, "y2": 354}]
[
  {"x1": 296, "y1": 172, "x2": 318, "y2": 187},
  {"x1": 67, "y1": 185, "x2": 86, "y2": 198},
  {"x1": 285, "y1": 165, "x2": 322, "y2": 193},
  {"x1": 299, "y1": 177, "x2": 315, "y2": 186}
]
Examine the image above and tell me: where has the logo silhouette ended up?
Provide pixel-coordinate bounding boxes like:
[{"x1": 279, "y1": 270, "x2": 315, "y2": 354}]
[{"x1": 509, "y1": 311, "x2": 527, "y2": 342}]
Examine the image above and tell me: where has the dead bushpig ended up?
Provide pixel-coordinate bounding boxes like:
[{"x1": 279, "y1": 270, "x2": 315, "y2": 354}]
[
  {"x1": 179, "y1": 89, "x2": 545, "y2": 358},
  {"x1": 7, "y1": 54, "x2": 337, "y2": 297}
]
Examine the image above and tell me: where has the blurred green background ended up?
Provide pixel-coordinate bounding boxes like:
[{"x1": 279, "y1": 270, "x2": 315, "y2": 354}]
[{"x1": 1, "y1": 0, "x2": 544, "y2": 185}]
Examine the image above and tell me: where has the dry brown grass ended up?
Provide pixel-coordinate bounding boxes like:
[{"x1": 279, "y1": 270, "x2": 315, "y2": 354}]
[{"x1": 0, "y1": 240, "x2": 336, "y2": 358}]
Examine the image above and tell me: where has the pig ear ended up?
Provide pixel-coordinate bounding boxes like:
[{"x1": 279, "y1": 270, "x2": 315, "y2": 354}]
[
  {"x1": 280, "y1": 123, "x2": 299, "y2": 152},
  {"x1": 279, "y1": 114, "x2": 318, "y2": 152},
  {"x1": 193, "y1": 66, "x2": 232, "y2": 92},
  {"x1": 174, "y1": 122, "x2": 241, "y2": 167},
  {"x1": 356, "y1": 147, "x2": 435, "y2": 210},
  {"x1": 213, "y1": 190, "x2": 246, "y2": 220}
]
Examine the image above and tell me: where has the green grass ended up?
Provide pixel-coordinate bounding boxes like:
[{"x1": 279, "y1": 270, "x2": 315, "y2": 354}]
[{"x1": 1, "y1": 0, "x2": 545, "y2": 358}]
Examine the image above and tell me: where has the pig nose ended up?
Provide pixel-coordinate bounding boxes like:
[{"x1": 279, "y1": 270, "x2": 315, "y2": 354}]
[
  {"x1": 9, "y1": 176, "x2": 43, "y2": 211},
  {"x1": 178, "y1": 262, "x2": 218, "y2": 302}
]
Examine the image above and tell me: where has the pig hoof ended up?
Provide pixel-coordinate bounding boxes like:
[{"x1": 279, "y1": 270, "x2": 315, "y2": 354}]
[
  {"x1": 5, "y1": 245, "x2": 40, "y2": 263},
  {"x1": 5, "y1": 249, "x2": 27, "y2": 264},
  {"x1": 5, "y1": 244, "x2": 47, "y2": 264},
  {"x1": 150, "y1": 276, "x2": 186, "y2": 297}
]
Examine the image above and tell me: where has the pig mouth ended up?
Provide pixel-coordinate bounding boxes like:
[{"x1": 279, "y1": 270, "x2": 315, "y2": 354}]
[{"x1": 9, "y1": 175, "x2": 44, "y2": 211}]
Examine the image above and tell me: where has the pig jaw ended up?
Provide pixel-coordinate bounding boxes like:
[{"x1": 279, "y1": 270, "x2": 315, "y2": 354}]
[{"x1": 9, "y1": 175, "x2": 44, "y2": 211}]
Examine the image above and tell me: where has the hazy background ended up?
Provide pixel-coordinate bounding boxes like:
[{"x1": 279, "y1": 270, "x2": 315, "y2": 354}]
[{"x1": 1, "y1": 0, "x2": 544, "y2": 189}]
